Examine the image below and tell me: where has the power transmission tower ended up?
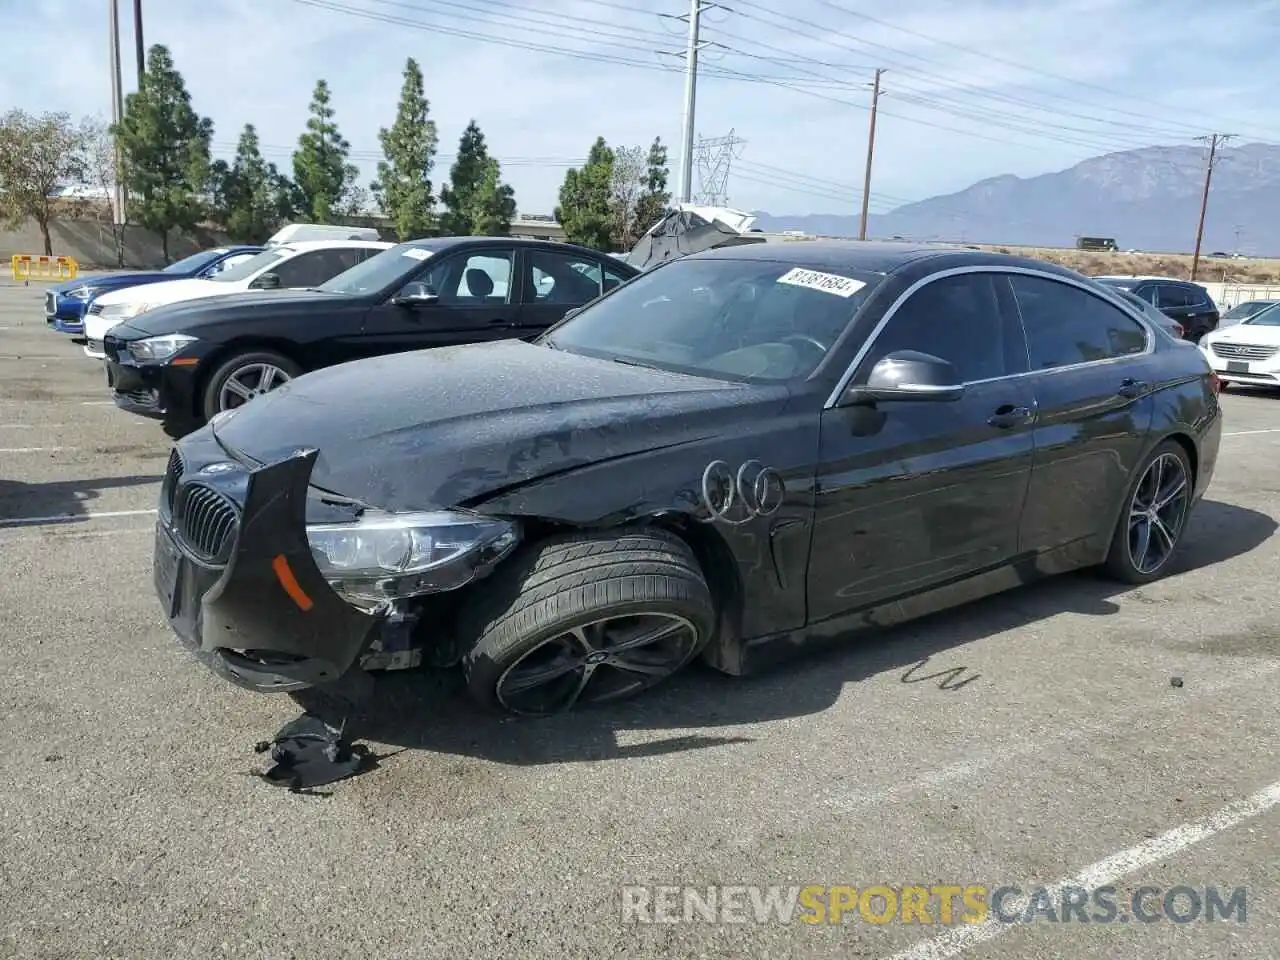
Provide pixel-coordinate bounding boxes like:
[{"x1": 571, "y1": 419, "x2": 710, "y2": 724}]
[
  {"x1": 693, "y1": 130, "x2": 745, "y2": 206},
  {"x1": 663, "y1": 0, "x2": 721, "y2": 204},
  {"x1": 1190, "y1": 133, "x2": 1235, "y2": 281},
  {"x1": 858, "y1": 68, "x2": 885, "y2": 241}
]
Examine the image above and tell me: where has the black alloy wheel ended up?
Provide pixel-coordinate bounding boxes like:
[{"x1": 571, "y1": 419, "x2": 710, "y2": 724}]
[
  {"x1": 1103, "y1": 440, "x2": 1193, "y2": 584},
  {"x1": 459, "y1": 529, "x2": 716, "y2": 716}
]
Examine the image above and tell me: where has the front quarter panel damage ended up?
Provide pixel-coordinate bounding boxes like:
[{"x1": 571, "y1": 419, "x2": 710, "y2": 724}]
[{"x1": 473, "y1": 399, "x2": 822, "y2": 650}]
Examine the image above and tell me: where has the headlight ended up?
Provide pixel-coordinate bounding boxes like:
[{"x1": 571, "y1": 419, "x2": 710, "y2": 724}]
[
  {"x1": 102, "y1": 301, "x2": 158, "y2": 319},
  {"x1": 127, "y1": 333, "x2": 198, "y2": 362},
  {"x1": 69, "y1": 285, "x2": 101, "y2": 300},
  {"x1": 307, "y1": 509, "x2": 520, "y2": 606}
]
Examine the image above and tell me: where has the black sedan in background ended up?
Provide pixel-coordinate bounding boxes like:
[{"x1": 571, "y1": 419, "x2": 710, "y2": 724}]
[
  {"x1": 102, "y1": 237, "x2": 638, "y2": 432},
  {"x1": 153, "y1": 243, "x2": 1222, "y2": 718}
]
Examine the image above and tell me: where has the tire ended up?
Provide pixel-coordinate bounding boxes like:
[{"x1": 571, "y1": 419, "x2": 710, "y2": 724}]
[
  {"x1": 1101, "y1": 439, "x2": 1194, "y2": 584},
  {"x1": 459, "y1": 528, "x2": 716, "y2": 716},
  {"x1": 200, "y1": 349, "x2": 302, "y2": 422}
]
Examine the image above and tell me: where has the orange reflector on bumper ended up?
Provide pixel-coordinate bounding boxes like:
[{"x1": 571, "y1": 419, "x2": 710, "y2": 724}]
[{"x1": 272, "y1": 554, "x2": 314, "y2": 611}]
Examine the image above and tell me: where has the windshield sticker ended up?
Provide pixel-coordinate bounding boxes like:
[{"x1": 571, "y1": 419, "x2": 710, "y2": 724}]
[
  {"x1": 776, "y1": 267, "x2": 866, "y2": 297},
  {"x1": 402, "y1": 248, "x2": 432, "y2": 261}
]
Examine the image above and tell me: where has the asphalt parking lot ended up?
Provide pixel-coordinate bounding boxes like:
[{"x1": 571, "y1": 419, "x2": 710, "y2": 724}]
[{"x1": 1, "y1": 276, "x2": 1277, "y2": 960}]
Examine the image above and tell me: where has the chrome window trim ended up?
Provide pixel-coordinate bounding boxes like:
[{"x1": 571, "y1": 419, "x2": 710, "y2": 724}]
[{"x1": 823, "y1": 264, "x2": 1155, "y2": 409}]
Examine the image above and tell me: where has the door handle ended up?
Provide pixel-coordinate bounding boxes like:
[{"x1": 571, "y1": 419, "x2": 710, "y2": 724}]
[
  {"x1": 1118, "y1": 377, "x2": 1147, "y2": 398},
  {"x1": 988, "y1": 404, "x2": 1032, "y2": 428}
]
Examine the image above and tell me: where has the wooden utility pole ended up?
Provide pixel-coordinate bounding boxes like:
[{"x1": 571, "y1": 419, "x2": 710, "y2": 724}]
[
  {"x1": 1190, "y1": 133, "x2": 1234, "y2": 281},
  {"x1": 858, "y1": 68, "x2": 885, "y2": 241}
]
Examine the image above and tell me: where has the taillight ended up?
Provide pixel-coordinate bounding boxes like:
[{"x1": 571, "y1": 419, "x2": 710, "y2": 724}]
[{"x1": 1209, "y1": 371, "x2": 1222, "y2": 393}]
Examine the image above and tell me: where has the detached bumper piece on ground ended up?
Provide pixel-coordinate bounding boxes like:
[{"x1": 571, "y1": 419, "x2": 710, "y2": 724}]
[{"x1": 252, "y1": 714, "x2": 380, "y2": 793}]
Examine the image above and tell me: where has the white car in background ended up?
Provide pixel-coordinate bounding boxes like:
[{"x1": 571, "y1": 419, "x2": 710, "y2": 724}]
[
  {"x1": 80, "y1": 239, "x2": 392, "y2": 359},
  {"x1": 1199, "y1": 303, "x2": 1280, "y2": 390}
]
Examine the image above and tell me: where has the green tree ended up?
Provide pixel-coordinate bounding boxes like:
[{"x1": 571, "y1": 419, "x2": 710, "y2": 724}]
[
  {"x1": 632, "y1": 136, "x2": 671, "y2": 240},
  {"x1": 212, "y1": 124, "x2": 297, "y2": 243},
  {"x1": 440, "y1": 120, "x2": 515, "y2": 236},
  {"x1": 371, "y1": 57, "x2": 437, "y2": 240},
  {"x1": 554, "y1": 136, "x2": 614, "y2": 250},
  {"x1": 468, "y1": 157, "x2": 517, "y2": 235},
  {"x1": 292, "y1": 79, "x2": 358, "y2": 223},
  {"x1": 0, "y1": 110, "x2": 90, "y2": 255},
  {"x1": 113, "y1": 44, "x2": 213, "y2": 262}
]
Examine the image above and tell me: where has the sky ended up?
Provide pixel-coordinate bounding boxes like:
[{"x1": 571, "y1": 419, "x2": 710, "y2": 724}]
[{"x1": 2, "y1": 0, "x2": 1279, "y2": 219}]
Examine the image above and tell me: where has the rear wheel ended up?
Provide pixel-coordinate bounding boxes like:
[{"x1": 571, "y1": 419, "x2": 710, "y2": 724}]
[
  {"x1": 459, "y1": 528, "x2": 715, "y2": 716},
  {"x1": 1102, "y1": 440, "x2": 1193, "y2": 584},
  {"x1": 200, "y1": 349, "x2": 301, "y2": 422}
]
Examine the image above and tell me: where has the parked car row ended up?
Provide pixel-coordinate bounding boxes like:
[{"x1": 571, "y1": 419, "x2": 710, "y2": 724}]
[{"x1": 39, "y1": 221, "x2": 1227, "y2": 722}]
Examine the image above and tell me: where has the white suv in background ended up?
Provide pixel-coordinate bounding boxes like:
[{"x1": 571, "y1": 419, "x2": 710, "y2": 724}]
[{"x1": 80, "y1": 239, "x2": 392, "y2": 359}]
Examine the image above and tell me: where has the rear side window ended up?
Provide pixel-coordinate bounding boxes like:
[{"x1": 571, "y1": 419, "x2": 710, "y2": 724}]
[
  {"x1": 1010, "y1": 275, "x2": 1148, "y2": 369},
  {"x1": 272, "y1": 248, "x2": 367, "y2": 288},
  {"x1": 1155, "y1": 285, "x2": 1195, "y2": 309}
]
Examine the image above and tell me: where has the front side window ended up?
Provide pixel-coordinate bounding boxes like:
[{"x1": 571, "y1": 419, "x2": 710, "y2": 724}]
[
  {"x1": 859, "y1": 273, "x2": 1016, "y2": 383},
  {"x1": 270, "y1": 247, "x2": 369, "y2": 288},
  {"x1": 542, "y1": 257, "x2": 883, "y2": 382},
  {"x1": 417, "y1": 251, "x2": 514, "y2": 304},
  {"x1": 1010, "y1": 274, "x2": 1148, "y2": 369}
]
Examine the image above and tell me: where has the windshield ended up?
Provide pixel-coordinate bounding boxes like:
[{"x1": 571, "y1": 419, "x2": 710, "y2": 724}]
[
  {"x1": 317, "y1": 243, "x2": 443, "y2": 295},
  {"x1": 209, "y1": 249, "x2": 286, "y2": 283},
  {"x1": 1224, "y1": 300, "x2": 1279, "y2": 320},
  {"x1": 540, "y1": 257, "x2": 882, "y2": 382},
  {"x1": 1243, "y1": 304, "x2": 1280, "y2": 326},
  {"x1": 162, "y1": 248, "x2": 230, "y2": 275}
]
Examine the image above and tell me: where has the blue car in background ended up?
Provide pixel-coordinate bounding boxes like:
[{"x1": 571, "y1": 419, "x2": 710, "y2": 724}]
[{"x1": 45, "y1": 245, "x2": 263, "y2": 333}]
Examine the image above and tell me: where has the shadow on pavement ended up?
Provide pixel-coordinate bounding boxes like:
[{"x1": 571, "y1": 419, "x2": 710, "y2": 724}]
[
  {"x1": 0, "y1": 474, "x2": 163, "y2": 528},
  {"x1": 291, "y1": 498, "x2": 1276, "y2": 766}
]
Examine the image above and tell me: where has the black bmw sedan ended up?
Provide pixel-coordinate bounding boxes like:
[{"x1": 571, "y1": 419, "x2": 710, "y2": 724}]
[
  {"x1": 102, "y1": 237, "x2": 638, "y2": 433},
  {"x1": 154, "y1": 242, "x2": 1222, "y2": 717}
]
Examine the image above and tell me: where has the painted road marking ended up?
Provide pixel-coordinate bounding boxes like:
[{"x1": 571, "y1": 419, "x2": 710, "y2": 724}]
[
  {"x1": 883, "y1": 779, "x2": 1280, "y2": 960},
  {"x1": 0, "y1": 446, "x2": 71, "y2": 453},
  {"x1": 1223, "y1": 427, "x2": 1280, "y2": 436},
  {"x1": 0, "y1": 508, "x2": 157, "y2": 527},
  {"x1": 0, "y1": 525, "x2": 154, "y2": 544}
]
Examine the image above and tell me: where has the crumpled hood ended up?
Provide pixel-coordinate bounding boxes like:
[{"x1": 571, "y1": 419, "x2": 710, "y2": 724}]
[{"x1": 211, "y1": 339, "x2": 790, "y2": 512}]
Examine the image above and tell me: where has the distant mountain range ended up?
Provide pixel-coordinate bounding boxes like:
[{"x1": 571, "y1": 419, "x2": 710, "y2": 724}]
[{"x1": 750, "y1": 142, "x2": 1280, "y2": 256}]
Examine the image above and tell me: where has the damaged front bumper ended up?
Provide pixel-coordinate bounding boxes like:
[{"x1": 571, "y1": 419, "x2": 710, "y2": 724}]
[
  {"x1": 155, "y1": 430, "x2": 519, "y2": 695},
  {"x1": 155, "y1": 445, "x2": 380, "y2": 692}
]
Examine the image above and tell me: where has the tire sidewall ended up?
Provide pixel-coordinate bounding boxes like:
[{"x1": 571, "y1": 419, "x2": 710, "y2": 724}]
[{"x1": 201, "y1": 350, "x2": 302, "y2": 422}]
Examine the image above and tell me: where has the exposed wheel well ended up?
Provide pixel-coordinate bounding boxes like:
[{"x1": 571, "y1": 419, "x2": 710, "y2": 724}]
[{"x1": 191, "y1": 338, "x2": 310, "y2": 419}]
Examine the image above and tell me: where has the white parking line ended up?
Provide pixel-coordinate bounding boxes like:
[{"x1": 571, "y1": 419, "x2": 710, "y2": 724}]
[
  {"x1": 0, "y1": 508, "x2": 157, "y2": 527},
  {"x1": 883, "y1": 779, "x2": 1280, "y2": 960},
  {"x1": 1222, "y1": 427, "x2": 1280, "y2": 436},
  {"x1": 0, "y1": 446, "x2": 71, "y2": 453},
  {"x1": 80, "y1": 400, "x2": 114, "y2": 406}
]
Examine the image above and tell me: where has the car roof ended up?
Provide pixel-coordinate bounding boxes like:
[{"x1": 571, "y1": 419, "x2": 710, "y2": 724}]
[
  {"x1": 275, "y1": 239, "x2": 394, "y2": 253},
  {"x1": 398, "y1": 236, "x2": 633, "y2": 259},
  {"x1": 678, "y1": 239, "x2": 1090, "y2": 279}
]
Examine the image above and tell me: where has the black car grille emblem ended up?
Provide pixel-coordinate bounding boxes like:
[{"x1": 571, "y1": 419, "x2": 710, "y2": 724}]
[{"x1": 174, "y1": 482, "x2": 240, "y2": 564}]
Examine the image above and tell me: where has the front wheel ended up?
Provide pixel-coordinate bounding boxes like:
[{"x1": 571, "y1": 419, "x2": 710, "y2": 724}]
[
  {"x1": 459, "y1": 529, "x2": 716, "y2": 716},
  {"x1": 200, "y1": 349, "x2": 301, "y2": 422},
  {"x1": 1101, "y1": 439, "x2": 1194, "y2": 584}
]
